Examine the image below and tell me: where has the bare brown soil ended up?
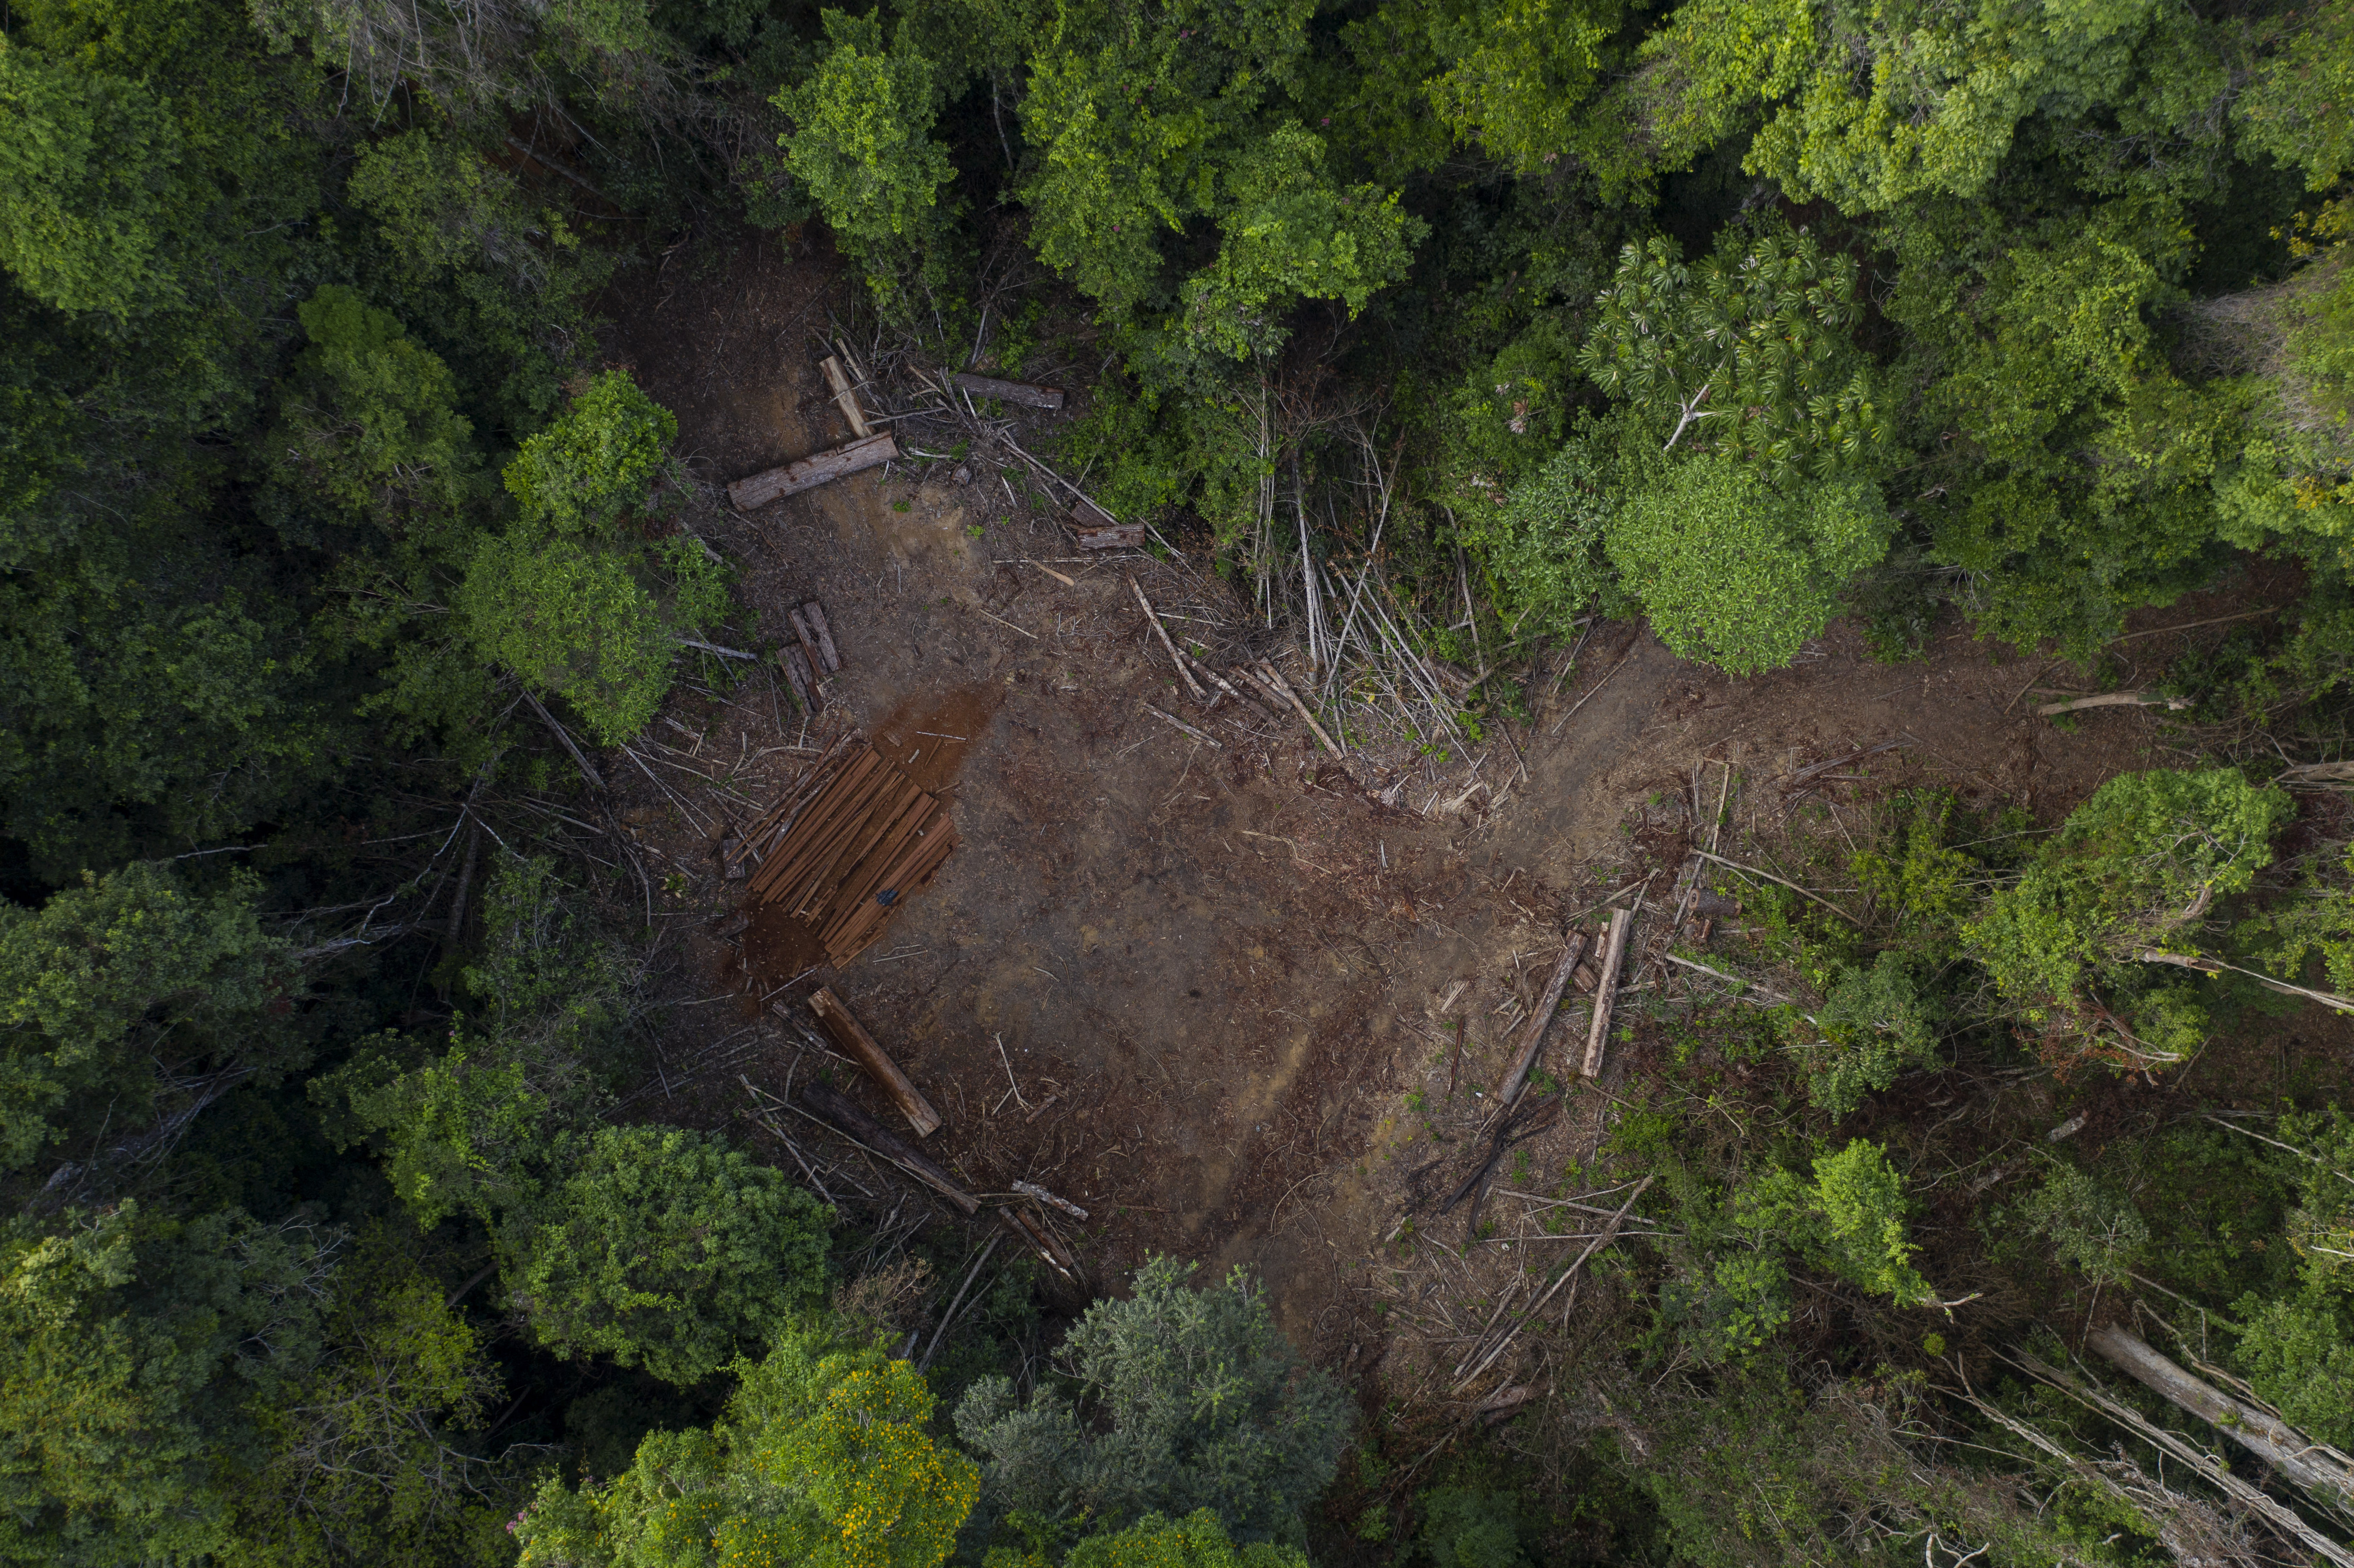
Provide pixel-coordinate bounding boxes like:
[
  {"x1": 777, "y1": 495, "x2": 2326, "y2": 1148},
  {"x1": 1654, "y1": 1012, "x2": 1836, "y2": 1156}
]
[{"x1": 590, "y1": 234, "x2": 2300, "y2": 1367}]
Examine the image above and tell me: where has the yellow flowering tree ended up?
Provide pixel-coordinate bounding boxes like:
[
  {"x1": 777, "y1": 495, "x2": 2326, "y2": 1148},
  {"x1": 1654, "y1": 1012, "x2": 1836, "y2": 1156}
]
[{"x1": 513, "y1": 1330, "x2": 978, "y2": 1568}]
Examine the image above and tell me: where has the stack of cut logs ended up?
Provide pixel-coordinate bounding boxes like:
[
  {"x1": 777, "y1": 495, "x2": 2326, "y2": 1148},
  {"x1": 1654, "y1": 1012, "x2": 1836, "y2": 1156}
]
[
  {"x1": 731, "y1": 735, "x2": 959, "y2": 965},
  {"x1": 776, "y1": 597, "x2": 839, "y2": 712},
  {"x1": 774, "y1": 987, "x2": 1084, "y2": 1286},
  {"x1": 727, "y1": 349, "x2": 897, "y2": 512},
  {"x1": 721, "y1": 346, "x2": 1144, "y2": 553}
]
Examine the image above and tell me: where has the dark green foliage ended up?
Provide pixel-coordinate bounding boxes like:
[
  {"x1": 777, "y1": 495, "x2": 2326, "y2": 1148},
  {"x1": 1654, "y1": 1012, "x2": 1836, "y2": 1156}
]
[
  {"x1": 502, "y1": 1123, "x2": 832, "y2": 1384},
  {"x1": 955, "y1": 1258, "x2": 1353, "y2": 1545},
  {"x1": 2225, "y1": 1108, "x2": 2354, "y2": 1449},
  {"x1": 0, "y1": 862, "x2": 303, "y2": 1182},
  {"x1": 1805, "y1": 951, "x2": 1943, "y2": 1118},
  {"x1": 992, "y1": 1509, "x2": 1313, "y2": 1568},
  {"x1": 2017, "y1": 1163, "x2": 2151, "y2": 1287},
  {"x1": 1406, "y1": 1485, "x2": 1534, "y2": 1568},
  {"x1": 1453, "y1": 420, "x2": 1621, "y2": 644},
  {"x1": 329, "y1": 860, "x2": 830, "y2": 1386},
  {"x1": 0, "y1": 1201, "x2": 515, "y2": 1567},
  {"x1": 5, "y1": 0, "x2": 2354, "y2": 1553}
]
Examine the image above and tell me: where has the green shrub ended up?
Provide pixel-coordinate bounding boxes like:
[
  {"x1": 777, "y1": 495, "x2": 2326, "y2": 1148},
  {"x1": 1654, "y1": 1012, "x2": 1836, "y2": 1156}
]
[
  {"x1": 2019, "y1": 1164, "x2": 2150, "y2": 1286},
  {"x1": 954, "y1": 1258, "x2": 1352, "y2": 1545},
  {"x1": 1607, "y1": 451, "x2": 1892, "y2": 675},
  {"x1": 1804, "y1": 952, "x2": 1944, "y2": 1118},
  {"x1": 502, "y1": 370, "x2": 677, "y2": 536},
  {"x1": 1965, "y1": 767, "x2": 2292, "y2": 1054}
]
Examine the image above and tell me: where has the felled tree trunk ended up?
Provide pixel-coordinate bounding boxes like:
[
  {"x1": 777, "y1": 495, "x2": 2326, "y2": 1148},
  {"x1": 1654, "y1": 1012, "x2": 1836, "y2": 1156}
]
[{"x1": 2086, "y1": 1326, "x2": 2354, "y2": 1510}]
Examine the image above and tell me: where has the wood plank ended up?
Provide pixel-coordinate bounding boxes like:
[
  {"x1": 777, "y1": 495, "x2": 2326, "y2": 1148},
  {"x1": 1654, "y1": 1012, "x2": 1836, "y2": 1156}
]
[
  {"x1": 775, "y1": 646, "x2": 817, "y2": 713},
  {"x1": 792, "y1": 775, "x2": 927, "y2": 918},
  {"x1": 1580, "y1": 908, "x2": 1634, "y2": 1078},
  {"x1": 823, "y1": 819, "x2": 957, "y2": 961},
  {"x1": 728, "y1": 432, "x2": 898, "y2": 511},
  {"x1": 824, "y1": 812, "x2": 951, "y2": 945},
  {"x1": 996, "y1": 1204, "x2": 1079, "y2": 1283},
  {"x1": 786, "y1": 607, "x2": 828, "y2": 692},
  {"x1": 950, "y1": 372, "x2": 1065, "y2": 411},
  {"x1": 802, "y1": 602, "x2": 842, "y2": 672},
  {"x1": 808, "y1": 987, "x2": 942, "y2": 1137},
  {"x1": 1077, "y1": 523, "x2": 1145, "y2": 550},
  {"x1": 1496, "y1": 932, "x2": 1590, "y2": 1107},
  {"x1": 798, "y1": 1080, "x2": 973, "y2": 1211},
  {"x1": 819, "y1": 355, "x2": 872, "y2": 438},
  {"x1": 750, "y1": 753, "x2": 881, "y2": 900},
  {"x1": 826, "y1": 797, "x2": 941, "y2": 917}
]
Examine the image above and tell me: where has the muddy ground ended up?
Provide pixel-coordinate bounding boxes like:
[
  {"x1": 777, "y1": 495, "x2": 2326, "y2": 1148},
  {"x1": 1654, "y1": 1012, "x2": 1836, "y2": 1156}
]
[{"x1": 587, "y1": 234, "x2": 2292, "y2": 1369}]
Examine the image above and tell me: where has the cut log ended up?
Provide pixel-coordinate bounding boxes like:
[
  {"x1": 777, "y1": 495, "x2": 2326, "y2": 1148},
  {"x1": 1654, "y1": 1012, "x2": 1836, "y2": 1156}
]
[
  {"x1": 807, "y1": 987, "x2": 942, "y2": 1137},
  {"x1": 729, "y1": 431, "x2": 898, "y2": 510},
  {"x1": 776, "y1": 645, "x2": 820, "y2": 713},
  {"x1": 1228, "y1": 664, "x2": 1291, "y2": 718},
  {"x1": 997, "y1": 1204, "x2": 1080, "y2": 1282},
  {"x1": 2134, "y1": 947, "x2": 2354, "y2": 1013},
  {"x1": 1127, "y1": 576, "x2": 1209, "y2": 701},
  {"x1": 521, "y1": 688, "x2": 606, "y2": 793},
  {"x1": 950, "y1": 372, "x2": 1065, "y2": 411},
  {"x1": 1181, "y1": 652, "x2": 1258, "y2": 713},
  {"x1": 1076, "y1": 523, "x2": 1146, "y2": 550},
  {"x1": 1498, "y1": 932, "x2": 1591, "y2": 1107},
  {"x1": 802, "y1": 601, "x2": 842, "y2": 672},
  {"x1": 798, "y1": 1079, "x2": 976, "y2": 1214},
  {"x1": 1255, "y1": 661, "x2": 1344, "y2": 757},
  {"x1": 2086, "y1": 1326, "x2": 2354, "y2": 1510},
  {"x1": 1012, "y1": 1179, "x2": 1089, "y2": 1220},
  {"x1": 1439, "y1": 1095, "x2": 1563, "y2": 1221},
  {"x1": 786, "y1": 607, "x2": 828, "y2": 691},
  {"x1": 819, "y1": 355, "x2": 872, "y2": 439},
  {"x1": 2036, "y1": 691, "x2": 2193, "y2": 717},
  {"x1": 1144, "y1": 703, "x2": 1222, "y2": 749},
  {"x1": 1580, "y1": 909, "x2": 1634, "y2": 1078}
]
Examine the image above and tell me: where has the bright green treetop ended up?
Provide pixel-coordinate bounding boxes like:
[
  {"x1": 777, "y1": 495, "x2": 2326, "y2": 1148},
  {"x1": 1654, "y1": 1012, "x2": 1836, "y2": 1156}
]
[
  {"x1": 515, "y1": 1331, "x2": 978, "y2": 1568},
  {"x1": 1965, "y1": 767, "x2": 2292, "y2": 1037},
  {"x1": 1577, "y1": 227, "x2": 1884, "y2": 477},
  {"x1": 774, "y1": 10, "x2": 957, "y2": 301},
  {"x1": 506, "y1": 1124, "x2": 833, "y2": 1385},
  {"x1": 1607, "y1": 450, "x2": 1890, "y2": 675},
  {"x1": 1740, "y1": 1139, "x2": 1938, "y2": 1307},
  {"x1": 502, "y1": 370, "x2": 677, "y2": 537}
]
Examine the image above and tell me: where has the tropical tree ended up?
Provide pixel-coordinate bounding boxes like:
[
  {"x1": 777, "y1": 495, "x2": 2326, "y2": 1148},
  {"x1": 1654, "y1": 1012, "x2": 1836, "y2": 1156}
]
[
  {"x1": 955, "y1": 1258, "x2": 1352, "y2": 1546},
  {"x1": 1964, "y1": 767, "x2": 2293, "y2": 1062},
  {"x1": 514, "y1": 1329, "x2": 978, "y2": 1568},
  {"x1": 0, "y1": 862, "x2": 304, "y2": 1195}
]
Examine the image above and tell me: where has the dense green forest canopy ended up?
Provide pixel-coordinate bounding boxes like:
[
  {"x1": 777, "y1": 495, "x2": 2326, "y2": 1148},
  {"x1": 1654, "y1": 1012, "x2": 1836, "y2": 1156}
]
[{"x1": 4, "y1": 0, "x2": 2354, "y2": 1558}]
